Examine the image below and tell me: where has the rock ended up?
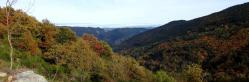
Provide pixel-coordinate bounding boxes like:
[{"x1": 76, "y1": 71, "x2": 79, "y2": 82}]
[
  {"x1": 0, "y1": 72, "x2": 7, "y2": 82},
  {"x1": 0, "y1": 72, "x2": 7, "y2": 77},
  {"x1": 11, "y1": 70, "x2": 47, "y2": 82}
]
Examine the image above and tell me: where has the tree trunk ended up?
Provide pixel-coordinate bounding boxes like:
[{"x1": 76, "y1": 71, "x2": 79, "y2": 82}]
[
  {"x1": 7, "y1": 31, "x2": 13, "y2": 70},
  {"x1": 5, "y1": 0, "x2": 14, "y2": 70}
]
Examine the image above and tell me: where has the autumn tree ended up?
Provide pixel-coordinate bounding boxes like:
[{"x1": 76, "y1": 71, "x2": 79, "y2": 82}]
[
  {"x1": 23, "y1": 30, "x2": 40, "y2": 55},
  {"x1": 38, "y1": 19, "x2": 58, "y2": 52},
  {"x1": 82, "y1": 34, "x2": 113, "y2": 57}
]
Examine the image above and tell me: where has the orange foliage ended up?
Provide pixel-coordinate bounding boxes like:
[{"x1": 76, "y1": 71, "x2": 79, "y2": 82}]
[
  {"x1": 200, "y1": 28, "x2": 249, "y2": 55},
  {"x1": 82, "y1": 34, "x2": 106, "y2": 56},
  {"x1": 23, "y1": 31, "x2": 40, "y2": 55}
]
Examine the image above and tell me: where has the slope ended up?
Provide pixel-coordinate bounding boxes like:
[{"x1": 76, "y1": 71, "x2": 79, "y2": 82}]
[
  {"x1": 119, "y1": 2, "x2": 249, "y2": 82},
  {"x1": 119, "y1": 2, "x2": 249, "y2": 50}
]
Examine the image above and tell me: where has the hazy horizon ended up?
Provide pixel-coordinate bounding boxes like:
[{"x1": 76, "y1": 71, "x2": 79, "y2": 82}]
[{"x1": 0, "y1": 0, "x2": 248, "y2": 27}]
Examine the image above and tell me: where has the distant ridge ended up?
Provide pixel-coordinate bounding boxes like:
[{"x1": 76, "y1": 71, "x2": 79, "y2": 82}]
[
  {"x1": 56, "y1": 23, "x2": 160, "y2": 28},
  {"x1": 58, "y1": 26, "x2": 150, "y2": 46},
  {"x1": 119, "y1": 2, "x2": 249, "y2": 49}
]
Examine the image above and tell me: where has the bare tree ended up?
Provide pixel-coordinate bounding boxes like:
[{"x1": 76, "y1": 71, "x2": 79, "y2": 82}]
[
  {"x1": 25, "y1": 0, "x2": 36, "y2": 13},
  {"x1": 5, "y1": 0, "x2": 36, "y2": 70},
  {"x1": 5, "y1": 0, "x2": 17, "y2": 70}
]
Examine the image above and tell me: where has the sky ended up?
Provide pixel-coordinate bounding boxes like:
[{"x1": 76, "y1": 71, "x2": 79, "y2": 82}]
[{"x1": 0, "y1": 0, "x2": 249, "y2": 27}]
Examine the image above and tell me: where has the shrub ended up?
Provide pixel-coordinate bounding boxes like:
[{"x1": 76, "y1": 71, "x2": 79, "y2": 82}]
[
  {"x1": 183, "y1": 64, "x2": 204, "y2": 82},
  {"x1": 154, "y1": 70, "x2": 176, "y2": 82}
]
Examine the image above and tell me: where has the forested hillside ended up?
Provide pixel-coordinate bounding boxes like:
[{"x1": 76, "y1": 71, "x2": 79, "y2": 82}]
[
  {"x1": 119, "y1": 2, "x2": 249, "y2": 82},
  {"x1": 0, "y1": 7, "x2": 174, "y2": 82},
  {"x1": 100, "y1": 28, "x2": 149, "y2": 46},
  {"x1": 119, "y1": 2, "x2": 249, "y2": 49}
]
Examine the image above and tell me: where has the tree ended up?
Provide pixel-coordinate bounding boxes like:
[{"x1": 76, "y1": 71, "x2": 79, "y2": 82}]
[
  {"x1": 38, "y1": 20, "x2": 58, "y2": 52},
  {"x1": 55, "y1": 28, "x2": 77, "y2": 44},
  {"x1": 5, "y1": 0, "x2": 17, "y2": 70},
  {"x1": 4, "y1": 0, "x2": 35, "y2": 69},
  {"x1": 183, "y1": 64, "x2": 204, "y2": 82},
  {"x1": 23, "y1": 30, "x2": 40, "y2": 55},
  {"x1": 153, "y1": 70, "x2": 176, "y2": 82},
  {"x1": 82, "y1": 34, "x2": 113, "y2": 57}
]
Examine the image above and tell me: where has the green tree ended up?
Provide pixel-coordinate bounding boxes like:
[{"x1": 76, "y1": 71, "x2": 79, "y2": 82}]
[
  {"x1": 183, "y1": 64, "x2": 204, "y2": 82},
  {"x1": 154, "y1": 70, "x2": 176, "y2": 82}
]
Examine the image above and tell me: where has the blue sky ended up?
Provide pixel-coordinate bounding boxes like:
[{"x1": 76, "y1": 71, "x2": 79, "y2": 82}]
[{"x1": 0, "y1": 0, "x2": 248, "y2": 27}]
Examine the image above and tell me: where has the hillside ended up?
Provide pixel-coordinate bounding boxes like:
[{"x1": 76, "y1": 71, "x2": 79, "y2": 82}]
[
  {"x1": 1, "y1": 1, "x2": 249, "y2": 82},
  {"x1": 0, "y1": 7, "x2": 174, "y2": 82},
  {"x1": 119, "y1": 2, "x2": 249, "y2": 82},
  {"x1": 100, "y1": 28, "x2": 149, "y2": 46},
  {"x1": 68, "y1": 27, "x2": 149, "y2": 46},
  {"x1": 119, "y1": 2, "x2": 249, "y2": 49}
]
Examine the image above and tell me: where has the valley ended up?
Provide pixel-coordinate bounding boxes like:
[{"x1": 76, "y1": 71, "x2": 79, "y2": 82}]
[{"x1": 0, "y1": 1, "x2": 248, "y2": 82}]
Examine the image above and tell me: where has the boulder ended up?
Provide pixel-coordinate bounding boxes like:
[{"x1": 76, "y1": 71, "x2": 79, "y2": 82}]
[
  {"x1": 0, "y1": 72, "x2": 7, "y2": 77},
  {"x1": 0, "y1": 72, "x2": 7, "y2": 82},
  {"x1": 11, "y1": 70, "x2": 47, "y2": 82}
]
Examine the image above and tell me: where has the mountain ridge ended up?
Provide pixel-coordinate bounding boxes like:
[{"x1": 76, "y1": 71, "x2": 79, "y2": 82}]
[
  {"x1": 66, "y1": 26, "x2": 150, "y2": 46},
  {"x1": 118, "y1": 2, "x2": 249, "y2": 50}
]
